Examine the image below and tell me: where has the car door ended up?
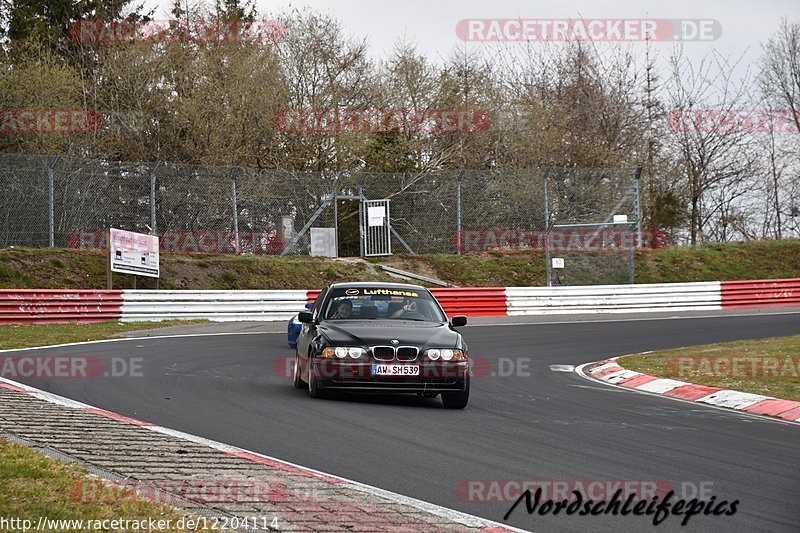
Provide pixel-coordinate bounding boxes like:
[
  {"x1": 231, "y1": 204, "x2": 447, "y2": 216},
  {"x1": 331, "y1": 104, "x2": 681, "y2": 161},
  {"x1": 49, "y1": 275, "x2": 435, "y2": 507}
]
[{"x1": 297, "y1": 287, "x2": 327, "y2": 373}]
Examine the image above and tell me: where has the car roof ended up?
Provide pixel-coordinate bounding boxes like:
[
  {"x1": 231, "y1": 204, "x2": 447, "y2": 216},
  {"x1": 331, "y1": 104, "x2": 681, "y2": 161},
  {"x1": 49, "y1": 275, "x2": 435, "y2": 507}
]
[{"x1": 327, "y1": 281, "x2": 426, "y2": 291}]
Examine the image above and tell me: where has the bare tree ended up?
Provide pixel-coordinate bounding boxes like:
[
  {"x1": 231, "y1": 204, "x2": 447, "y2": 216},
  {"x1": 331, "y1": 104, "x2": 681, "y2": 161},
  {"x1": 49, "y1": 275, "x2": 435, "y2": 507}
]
[{"x1": 665, "y1": 48, "x2": 757, "y2": 244}]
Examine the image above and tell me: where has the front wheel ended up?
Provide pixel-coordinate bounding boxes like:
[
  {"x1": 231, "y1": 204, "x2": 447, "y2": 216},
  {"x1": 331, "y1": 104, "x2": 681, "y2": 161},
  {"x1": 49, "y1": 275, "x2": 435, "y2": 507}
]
[
  {"x1": 293, "y1": 352, "x2": 306, "y2": 389},
  {"x1": 441, "y1": 379, "x2": 469, "y2": 409},
  {"x1": 307, "y1": 356, "x2": 328, "y2": 399}
]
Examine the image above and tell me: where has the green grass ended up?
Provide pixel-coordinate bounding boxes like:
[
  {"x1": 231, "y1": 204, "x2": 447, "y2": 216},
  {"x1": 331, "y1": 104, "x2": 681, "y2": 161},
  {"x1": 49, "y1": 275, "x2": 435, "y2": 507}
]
[
  {"x1": 621, "y1": 335, "x2": 800, "y2": 401},
  {"x1": 0, "y1": 321, "x2": 204, "y2": 350},
  {"x1": 1, "y1": 239, "x2": 799, "y2": 290},
  {"x1": 0, "y1": 439, "x2": 224, "y2": 532}
]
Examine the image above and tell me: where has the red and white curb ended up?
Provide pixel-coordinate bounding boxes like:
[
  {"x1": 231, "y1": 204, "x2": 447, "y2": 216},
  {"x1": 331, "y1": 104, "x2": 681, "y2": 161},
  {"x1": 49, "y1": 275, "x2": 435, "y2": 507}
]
[
  {"x1": 0, "y1": 371, "x2": 524, "y2": 532},
  {"x1": 576, "y1": 357, "x2": 800, "y2": 424}
]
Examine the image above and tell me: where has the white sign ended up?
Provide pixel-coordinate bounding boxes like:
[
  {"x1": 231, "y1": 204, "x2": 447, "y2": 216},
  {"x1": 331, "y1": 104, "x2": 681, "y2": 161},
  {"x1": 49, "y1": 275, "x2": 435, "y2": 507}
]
[
  {"x1": 282, "y1": 216, "x2": 294, "y2": 240},
  {"x1": 310, "y1": 227, "x2": 337, "y2": 257},
  {"x1": 552, "y1": 257, "x2": 565, "y2": 269},
  {"x1": 613, "y1": 214, "x2": 629, "y2": 223},
  {"x1": 367, "y1": 205, "x2": 386, "y2": 227},
  {"x1": 109, "y1": 228, "x2": 160, "y2": 278}
]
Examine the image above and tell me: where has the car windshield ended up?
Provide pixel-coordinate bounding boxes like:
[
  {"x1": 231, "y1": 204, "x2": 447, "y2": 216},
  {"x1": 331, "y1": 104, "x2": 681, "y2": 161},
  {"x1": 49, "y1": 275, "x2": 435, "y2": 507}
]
[{"x1": 323, "y1": 287, "x2": 446, "y2": 322}]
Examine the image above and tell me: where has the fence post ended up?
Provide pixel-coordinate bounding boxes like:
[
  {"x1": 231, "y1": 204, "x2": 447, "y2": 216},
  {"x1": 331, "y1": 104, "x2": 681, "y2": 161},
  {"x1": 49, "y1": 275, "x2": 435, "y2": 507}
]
[
  {"x1": 543, "y1": 169, "x2": 551, "y2": 287},
  {"x1": 332, "y1": 174, "x2": 339, "y2": 257},
  {"x1": 150, "y1": 161, "x2": 161, "y2": 235},
  {"x1": 456, "y1": 173, "x2": 462, "y2": 255},
  {"x1": 631, "y1": 166, "x2": 643, "y2": 284},
  {"x1": 231, "y1": 167, "x2": 240, "y2": 254},
  {"x1": 48, "y1": 156, "x2": 59, "y2": 247},
  {"x1": 634, "y1": 166, "x2": 642, "y2": 248}
]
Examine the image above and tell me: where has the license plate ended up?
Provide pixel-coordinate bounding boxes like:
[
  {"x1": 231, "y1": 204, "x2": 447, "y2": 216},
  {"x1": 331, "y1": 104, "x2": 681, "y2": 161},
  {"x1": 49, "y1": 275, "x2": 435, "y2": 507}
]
[{"x1": 372, "y1": 364, "x2": 420, "y2": 376}]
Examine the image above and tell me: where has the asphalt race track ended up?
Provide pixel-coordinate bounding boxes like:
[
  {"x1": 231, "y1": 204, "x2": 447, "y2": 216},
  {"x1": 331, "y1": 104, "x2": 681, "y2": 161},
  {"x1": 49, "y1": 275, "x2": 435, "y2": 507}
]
[{"x1": 6, "y1": 313, "x2": 800, "y2": 532}]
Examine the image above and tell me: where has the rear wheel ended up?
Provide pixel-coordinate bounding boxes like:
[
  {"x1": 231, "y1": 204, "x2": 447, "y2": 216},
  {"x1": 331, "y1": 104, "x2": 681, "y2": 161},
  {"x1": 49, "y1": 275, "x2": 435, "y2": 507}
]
[
  {"x1": 293, "y1": 352, "x2": 306, "y2": 389},
  {"x1": 441, "y1": 379, "x2": 469, "y2": 409}
]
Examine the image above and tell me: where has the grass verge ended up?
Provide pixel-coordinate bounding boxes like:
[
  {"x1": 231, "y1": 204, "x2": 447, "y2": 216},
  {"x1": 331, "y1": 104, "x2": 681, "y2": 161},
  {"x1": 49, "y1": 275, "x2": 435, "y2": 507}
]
[
  {"x1": 0, "y1": 439, "x2": 224, "y2": 532},
  {"x1": 2, "y1": 239, "x2": 800, "y2": 290},
  {"x1": 620, "y1": 335, "x2": 800, "y2": 401},
  {"x1": 0, "y1": 321, "x2": 204, "y2": 350}
]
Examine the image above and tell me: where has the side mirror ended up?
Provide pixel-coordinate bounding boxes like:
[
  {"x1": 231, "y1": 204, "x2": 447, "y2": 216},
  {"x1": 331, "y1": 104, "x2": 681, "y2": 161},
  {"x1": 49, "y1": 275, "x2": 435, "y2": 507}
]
[
  {"x1": 450, "y1": 315, "x2": 467, "y2": 328},
  {"x1": 298, "y1": 311, "x2": 314, "y2": 324}
]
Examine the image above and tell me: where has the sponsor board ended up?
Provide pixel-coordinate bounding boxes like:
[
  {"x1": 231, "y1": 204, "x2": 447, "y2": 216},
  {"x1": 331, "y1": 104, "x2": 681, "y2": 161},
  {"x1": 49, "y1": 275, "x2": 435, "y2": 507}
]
[{"x1": 110, "y1": 228, "x2": 159, "y2": 278}]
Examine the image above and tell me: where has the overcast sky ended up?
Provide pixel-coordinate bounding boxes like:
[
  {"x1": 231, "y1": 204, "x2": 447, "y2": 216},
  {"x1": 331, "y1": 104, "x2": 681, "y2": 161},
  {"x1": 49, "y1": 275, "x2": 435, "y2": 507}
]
[{"x1": 147, "y1": 0, "x2": 799, "y2": 82}]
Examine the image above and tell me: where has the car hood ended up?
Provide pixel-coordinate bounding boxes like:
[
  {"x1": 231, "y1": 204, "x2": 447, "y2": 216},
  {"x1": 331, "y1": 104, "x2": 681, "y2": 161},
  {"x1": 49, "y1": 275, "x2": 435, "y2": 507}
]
[{"x1": 318, "y1": 320, "x2": 461, "y2": 349}]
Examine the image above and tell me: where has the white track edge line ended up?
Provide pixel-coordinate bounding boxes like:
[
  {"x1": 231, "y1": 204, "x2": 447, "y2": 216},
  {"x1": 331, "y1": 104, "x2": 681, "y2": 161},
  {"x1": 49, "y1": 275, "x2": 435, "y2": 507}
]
[
  {"x1": 468, "y1": 310, "x2": 800, "y2": 327},
  {"x1": 0, "y1": 331, "x2": 282, "y2": 354},
  {"x1": 573, "y1": 361, "x2": 800, "y2": 427},
  {"x1": 0, "y1": 374, "x2": 527, "y2": 532}
]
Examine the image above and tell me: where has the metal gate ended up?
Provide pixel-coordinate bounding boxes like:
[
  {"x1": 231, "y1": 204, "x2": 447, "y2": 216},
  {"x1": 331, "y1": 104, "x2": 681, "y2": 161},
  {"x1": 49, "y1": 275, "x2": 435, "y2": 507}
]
[{"x1": 361, "y1": 199, "x2": 391, "y2": 256}]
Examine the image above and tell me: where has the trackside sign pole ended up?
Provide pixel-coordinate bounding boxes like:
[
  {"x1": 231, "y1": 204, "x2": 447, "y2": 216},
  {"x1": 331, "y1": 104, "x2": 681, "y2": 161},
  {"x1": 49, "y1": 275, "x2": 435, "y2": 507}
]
[{"x1": 106, "y1": 227, "x2": 112, "y2": 290}]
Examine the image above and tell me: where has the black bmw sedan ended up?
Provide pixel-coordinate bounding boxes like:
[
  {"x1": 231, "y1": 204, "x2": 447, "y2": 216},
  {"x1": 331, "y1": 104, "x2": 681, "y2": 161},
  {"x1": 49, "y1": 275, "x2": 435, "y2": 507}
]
[{"x1": 293, "y1": 282, "x2": 470, "y2": 408}]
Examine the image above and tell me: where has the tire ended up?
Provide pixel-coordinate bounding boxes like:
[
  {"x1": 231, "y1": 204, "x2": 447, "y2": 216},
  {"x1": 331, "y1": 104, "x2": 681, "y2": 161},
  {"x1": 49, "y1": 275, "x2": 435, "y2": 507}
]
[
  {"x1": 307, "y1": 356, "x2": 328, "y2": 399},
  {"x1": 441, "y1": 379, "x2": 469, "y2": 409},
  {"x1": 293, "y1": 352, "x2": 306, "y2": 389}
]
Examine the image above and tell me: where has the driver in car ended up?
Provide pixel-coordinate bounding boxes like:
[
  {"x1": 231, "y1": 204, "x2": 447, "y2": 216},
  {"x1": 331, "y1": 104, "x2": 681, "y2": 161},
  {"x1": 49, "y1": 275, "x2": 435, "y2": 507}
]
[
  {"x1": 391, "y1": 297, "x2": 418, "y2": 318},
  {"x1": 330, "y1": 299, "x2": 353, "y2": 319}
]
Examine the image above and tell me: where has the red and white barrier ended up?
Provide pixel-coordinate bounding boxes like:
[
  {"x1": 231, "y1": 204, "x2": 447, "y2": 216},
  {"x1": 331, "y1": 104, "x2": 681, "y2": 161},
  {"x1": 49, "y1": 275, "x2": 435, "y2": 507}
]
[
  {"x1": 588, "y1": 357, "x2": 800, "y2": 423},
  {"x1": 0, "y1": 290, "x2": 123, "y2": 324},
  {"x1": 1, "y1": 278, "x2": 798, "y2": 324},
  {"x1": 121, "y1": 290, "x2": 308, "y2": 322},
  {"x1": 720, "y1": 278, "x2": 800, "y2": 308},
  {"x1": 506, "y1": 282, "x2": 721, "y2": 315}
]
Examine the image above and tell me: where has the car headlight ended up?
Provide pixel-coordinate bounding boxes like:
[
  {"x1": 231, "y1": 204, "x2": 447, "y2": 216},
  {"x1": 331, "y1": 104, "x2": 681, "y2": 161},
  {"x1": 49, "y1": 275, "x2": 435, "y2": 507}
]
[
  {"x1": 321, "y1": 347, "x2": 365, "y2": 359},
  {"x1": 426, "y1": 349, "x2": 466, "y2": 361},
  {"x1": 348, "y1": 347, "x2": 365, "y2": 358}
]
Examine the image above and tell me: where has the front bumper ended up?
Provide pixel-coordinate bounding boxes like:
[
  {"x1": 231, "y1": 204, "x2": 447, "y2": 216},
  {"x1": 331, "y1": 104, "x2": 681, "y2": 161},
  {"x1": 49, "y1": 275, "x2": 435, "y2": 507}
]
[{"x1": 311, "y1": 359, "x2": 469, "y2": 393}]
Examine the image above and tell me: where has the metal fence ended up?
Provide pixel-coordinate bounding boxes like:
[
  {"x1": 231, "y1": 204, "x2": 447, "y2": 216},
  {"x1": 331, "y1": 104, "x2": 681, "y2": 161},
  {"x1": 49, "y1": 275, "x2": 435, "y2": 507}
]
[{"x1": 0, "y1": 153, "x2": 642, "y2": 284}]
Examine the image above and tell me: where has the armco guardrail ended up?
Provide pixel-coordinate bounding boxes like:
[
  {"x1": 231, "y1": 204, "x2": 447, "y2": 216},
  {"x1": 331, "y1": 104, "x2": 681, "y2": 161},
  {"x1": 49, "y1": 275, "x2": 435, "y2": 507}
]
[
  {"x1": 506, "y1": 282, "x2": 722, "y2": 315},
  {"x1": 721, "y1": 279, "x2": 800, "y2": 308},
  {"x1": 121, "y1": 290, "x2": 309, "y2": 322},
  {"x1": 0, "y1": 279, "x2": 798, "y2": 324},
  {"x1": 430, "y1": 288, "x2": 507, "y2": 316},
  {"x1": 0, "y1": 290, "x2": 123, "y2": 324}
]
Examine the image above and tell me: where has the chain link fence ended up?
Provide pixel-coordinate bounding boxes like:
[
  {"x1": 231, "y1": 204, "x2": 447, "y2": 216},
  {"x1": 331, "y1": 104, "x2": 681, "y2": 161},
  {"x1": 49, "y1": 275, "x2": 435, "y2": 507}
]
[{"x1": 0, "y1": 153, "x2": 644, "y2": 284}]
